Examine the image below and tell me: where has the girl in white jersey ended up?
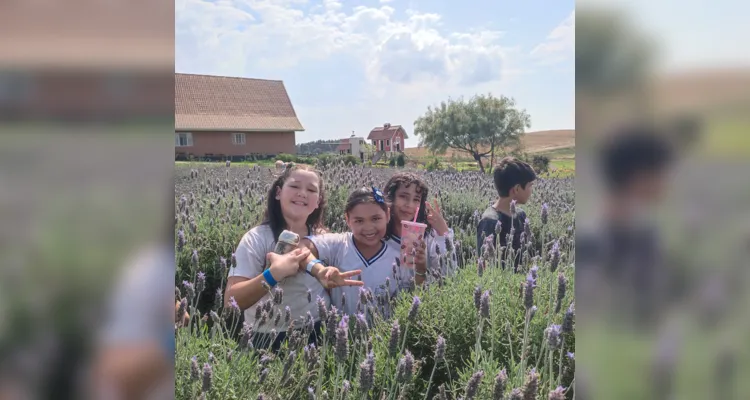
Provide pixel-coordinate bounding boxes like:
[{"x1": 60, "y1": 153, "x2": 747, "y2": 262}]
[
  {"x1": 299, "y1": 187, "x2": 412, "y2": 318},
  {"x1": 224, "y1": 164, "x2": 362, "y2": 352},
  {"x1": 383, "y1": 173, "x2": 458, "y2": 286}
]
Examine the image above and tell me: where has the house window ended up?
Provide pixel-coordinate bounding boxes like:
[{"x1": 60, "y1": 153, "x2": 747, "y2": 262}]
[
  {"x1": 386, "y1": 139, "x2": 390, "y2": 147},
  {"x1": 232, "y1": 133, "x2": 246, "y2": 145},
  {"x1": 175, "y1": 132, "x2": 193, "y2": 147},
  {"x1": 396, "y1": 143, "x2": 401, "y2": 151}
]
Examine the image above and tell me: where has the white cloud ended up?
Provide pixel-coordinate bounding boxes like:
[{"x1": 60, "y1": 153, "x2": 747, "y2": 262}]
[
  {"x1": 176, "y1": 0, "x2": 512, "y2": 89},
  {"x1": 530, "y1": 11, "x2": 575, "y2": 64}
]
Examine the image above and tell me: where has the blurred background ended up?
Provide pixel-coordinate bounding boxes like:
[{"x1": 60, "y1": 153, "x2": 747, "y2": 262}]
[
  {"x1": 576, "y1": 0, "x2": 750, "y2": 399},
  {"x1": 0, "y1": 1, "x2": 175, "y2": 399}
]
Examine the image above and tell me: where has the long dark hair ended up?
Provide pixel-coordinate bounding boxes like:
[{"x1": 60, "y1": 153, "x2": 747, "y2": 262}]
[
  {"x1": 383, "y1": 172, "x2": 432, "y2": 238},
  {"x1": 263, "y1": 163, "x2": 327, "y2": 239},
  {"x1": 345, "y1": 187, "x2": 391, "y2": 238}
]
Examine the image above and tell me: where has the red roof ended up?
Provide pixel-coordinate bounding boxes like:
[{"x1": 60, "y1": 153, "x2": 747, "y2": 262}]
[
  {"x1": 368, "y1": 124, "x2": 408, "y2": 140},
  {"x1": 336, "y1": 138, "x2": 350, "y2": 151}
]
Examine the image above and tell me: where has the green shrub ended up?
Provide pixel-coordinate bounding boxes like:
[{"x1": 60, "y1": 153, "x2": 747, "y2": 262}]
[
  {"x1": 531, "y1": 155, "x2": 551, "y2": 174},
  {"x1": 396, "y1": 153, "x2": 406, "y2": 167}
]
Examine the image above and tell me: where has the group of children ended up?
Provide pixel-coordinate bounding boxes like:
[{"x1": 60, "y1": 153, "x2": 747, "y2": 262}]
[{"x1": 223, "y1": 157, "x2": 538, "y2": 351}]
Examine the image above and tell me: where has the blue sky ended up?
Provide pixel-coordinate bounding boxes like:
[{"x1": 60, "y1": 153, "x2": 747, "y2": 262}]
[{"x1": 176, "y1": 0, "x2": 575, "y2": 147}]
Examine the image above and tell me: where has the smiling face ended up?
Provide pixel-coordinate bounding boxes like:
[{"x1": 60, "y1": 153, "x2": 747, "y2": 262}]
[
  {"x1": 275, "y1": 170, "x2": 321, "y2": 222},
  {"x1": 392, "y1": 183, "x2": 424, "y2": 224},
  {"x1": 346, "y1": 202, "x2": 389, "y2": 248}
]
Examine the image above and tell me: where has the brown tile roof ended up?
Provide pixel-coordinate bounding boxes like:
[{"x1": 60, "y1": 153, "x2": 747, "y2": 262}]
[
  {"x1": 368, "y1": 124, "x2": 408, "y2": 140},
  {"x1": 336, "y1": 138, "x2": 350, "y2": 151},
  {"x1": 175, "y1": 73, "x2": 305, "y2": 132}
]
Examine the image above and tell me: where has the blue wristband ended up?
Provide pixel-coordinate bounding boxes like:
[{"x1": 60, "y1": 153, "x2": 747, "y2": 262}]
[
  {"x1": 306, "y1": 259, "x2": 323, "y2": 276},
  {"x1": 263, "y1": 268, "x2": 278, "y2": 287}
]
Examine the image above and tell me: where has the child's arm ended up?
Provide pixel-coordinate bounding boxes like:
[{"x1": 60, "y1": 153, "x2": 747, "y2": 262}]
[{"x1": 300, "y1": 236, "x2": 363, "y2": 288}]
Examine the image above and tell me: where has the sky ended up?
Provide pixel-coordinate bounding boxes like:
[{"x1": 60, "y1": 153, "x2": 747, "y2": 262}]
[{"x1": 176, "y1": 0, "x2": 575, "y2": 147}]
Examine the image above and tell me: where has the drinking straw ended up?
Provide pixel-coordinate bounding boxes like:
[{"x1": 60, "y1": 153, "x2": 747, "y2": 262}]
[{"x1": 413, "y1": 206, "x2": 419, "y2": 223}]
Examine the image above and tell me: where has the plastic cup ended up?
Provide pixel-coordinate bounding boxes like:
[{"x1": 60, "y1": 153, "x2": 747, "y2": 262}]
[{"x1": 400, "y1": 221, "x2": 427, "y2": 268}]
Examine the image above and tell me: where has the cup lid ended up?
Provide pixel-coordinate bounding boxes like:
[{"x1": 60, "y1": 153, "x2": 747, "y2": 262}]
[{"x1": 401, "y1": 221, "x2": 427, "y2": 228}]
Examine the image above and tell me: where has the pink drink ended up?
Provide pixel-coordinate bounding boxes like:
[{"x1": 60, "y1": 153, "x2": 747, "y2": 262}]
[{"x1": 400, "y1": 221, "x2": 427, "y2": 268}]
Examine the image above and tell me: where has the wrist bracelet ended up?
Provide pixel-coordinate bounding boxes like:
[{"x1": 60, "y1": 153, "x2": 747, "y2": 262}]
[
  {"x1": 263, "y1": 268, "x2": 278, "y2": 287},
  {"x1": 306, "y1": 259, "x2": 323, "y2": 276}
]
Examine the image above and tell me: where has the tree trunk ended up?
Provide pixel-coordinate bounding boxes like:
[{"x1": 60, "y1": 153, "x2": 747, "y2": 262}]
[{"x1": 473, "y1": 152, "x2": 485, "y2": 173}]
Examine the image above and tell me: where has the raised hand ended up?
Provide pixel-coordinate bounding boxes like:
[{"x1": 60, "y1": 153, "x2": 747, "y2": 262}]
[
  {"x1": 425, "y1": 197, "x2": 449, "y2": 236},
  {"x1": 317, "y1": 267, "x2": 365, "y2": 289},
  {"x1": 266, "y1": 247, "x2": 311, "y2": 281}
]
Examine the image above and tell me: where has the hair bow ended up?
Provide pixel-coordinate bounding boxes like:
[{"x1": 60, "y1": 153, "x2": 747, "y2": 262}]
[{"x1": 371, "y1": 186, "x2": 385, "y2": 204}]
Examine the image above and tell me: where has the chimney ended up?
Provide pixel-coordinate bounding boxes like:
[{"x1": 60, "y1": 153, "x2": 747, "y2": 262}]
[
  {"x1": 351, "y1": 130, "x2": 355, "y2": 138},
  {"x1": 384, "y1": 122, "x2": 391, "y2": 129}
]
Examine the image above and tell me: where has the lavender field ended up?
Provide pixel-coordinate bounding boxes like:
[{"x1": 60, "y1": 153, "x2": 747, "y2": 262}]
[{"x1": 174, "y1": 162, "x2": 575, "y2": 400}]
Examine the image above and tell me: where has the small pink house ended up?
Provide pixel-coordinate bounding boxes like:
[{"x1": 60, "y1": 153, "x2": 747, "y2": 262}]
[{"x1": 367, "y1": 123, "x2": 407, "y2": 154}]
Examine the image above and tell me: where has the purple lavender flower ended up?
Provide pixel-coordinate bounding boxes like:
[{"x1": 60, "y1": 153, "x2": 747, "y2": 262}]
[
  {"x1": 508, "y1": 388, "x2": 523, "y2": 400},
  {"x1": 254, "y1": 303, "x2": 263, "y2": 320},
  {"x1": 355, "y1": 313, "x2": 368, "y2": 337},
  {"x1": 530, "y1": 265, "x2": 539, "y2": 279},
  {"x1": 273, "y1": 287, "x2": 283, "y2": 304},
  {"x1": 239, "y1": 323, "x2": 253, "y2": 350},
  {"x1": 316, "y1": 296, "x2": 328, "y2": 321},
  {"x1": 396, "y1": 351, "x2": 415, "y2": 383},
  {"x1": 477, "y1": 257, "x2": 485, "y2": 277},
  {"x1": 209, "y1": 311, "x2": 220, "y2": 324},
  {"x1": 465, "y1": 370, "x2": 484, "y2": 400},
  {"x1": 567, "y1": 352, "x2": 574, "y2": 360},
  {"x1": 342, "y1": 380, "x2": 351, "y2": 397},
  {"x1": 530, "y1": 306, "x2": 538, "y2": 321},
  {"x1": 219, "y1": 256, "x2": 227, "y2": 274},
  {"x1": 549, "y1": 241, "x2": 561, "y2": 272},
  {"x1": 307, "y1": 289, "x2": 312, "y2": 303},
  {"x1": 208, "y1": 352, "x2": 215, "y2": 364},
  {"x1": 524, "y1": 273, "x2": 536, "y2": 310},
  {"x1": 259, "y1": 311, "x2": 269, "y2": 327},
  {"x1": 493, "y1": 368, "x2": 508, "y2": 400},
  {"x1": 281, "y1": 350, "x2": 296, "y2": 382},
  {"x1": 408, "y1": 296, "x2": 421, "y2": 322},
  {"x1": 201, "y1": 362, "x2": 213, "y2": 392},
  {"x1": 274, "y1": 312, "x2": 281, "y2": 326},
  {"x1": 190, "y1": 356, "x2": 200, "y2": 381},
  {"x1": 213, "y1": 290, "x2": 223, "y2": 311},
  {"x1": 494, "y1": 220, "x2": 503, "y2": 236},
  {"x1": 474, "y1": 285, "x2": 482, "y2": 311},
  {"x1": 522, "y1": 368, "x2": 539, "y2": 400},
  {"x1": 548, "y1": 386, "x2": 566, "y2": 400},
  {"x1": 385, "y1": 277, "x2": 391, "y2": 290},
  {"x1": 183, "y1": 281, "x2": 196, "y2": 301},
  {"x1": 480, "y1": 290, "x2": 491, "y2": 319},
  {"x1": 435, "y1": 335, "x2": 446, "y2": 361},
  {"x1": 545, "y1": 324, "x2": 563, "y2": 349},
  {"x1": 177, "y1": 230, "x2": 185, "y2": 251},
  {"x1": 335, "y1": 315, "x2": 349, "y2": 362},
  {"x1": 282, "y1": 306, "x2": 291, "y2": 324},
  {"x1": 523, "y1": 218, "x2": 531, "y2": 239},
  {"x1": 358, "y1": 351, "x2": 375, "y2": 392},
  {"x1": 191, "y1": 249, "x2": 199, "y2": 266},
  {"x1": 229, "y1": 297, "x2": 240, "y2": 319},
  {"x1": 196, "y1": 272, "x2": 206, "y2": 293},
  {"x1": 388, "y1": 319, "x2": 400, "y2": 358},
  {"x1": 327, "y1": 306, "x2": 338, "y2": 340},
  {"x1": 510, "y1": 199, "x2": 517, "y2": 215},
  {"x1": 340, "y1": 292, "x2": 346, "y2": 308},
  {"x1": 555, "y1": 273, "x2": 567, "y2": 314},
  {"x1": 437, "y1": 384, "x2": 448, "y2": 400},
  {"x1": 562, "y1": 303, "x2": 575, "y2": 333},
  {"x1": 231, "y1": 253, "x2": 236, "y2": 267},
  {"x1": 260, "y1": 280, "x2": 271, "y2": 292},
  {"x1": 541, "y1": 203, "x2": 549, "y2": 225}
]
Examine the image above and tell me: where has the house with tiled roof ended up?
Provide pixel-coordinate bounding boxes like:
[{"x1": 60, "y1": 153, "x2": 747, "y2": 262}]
[
  {"x1": 175, "y1": 73, "x2": 305, "y2": 159},
  {"x1": 368, "y1": 123, "x2": 407, "y2": 159}
]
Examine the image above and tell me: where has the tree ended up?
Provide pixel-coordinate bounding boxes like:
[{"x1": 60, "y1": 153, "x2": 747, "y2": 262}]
[{"x1": 414, "y1": 94, "x2": 530, "y2": 173}]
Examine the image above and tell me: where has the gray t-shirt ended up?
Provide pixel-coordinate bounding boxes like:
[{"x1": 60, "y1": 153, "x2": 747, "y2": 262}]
[{"x1": 228, "y1": 224, "x2": 330, "y2": 333}]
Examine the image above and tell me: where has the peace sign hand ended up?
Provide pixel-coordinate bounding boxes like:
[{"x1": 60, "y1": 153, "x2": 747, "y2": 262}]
[
  {"x1": 425, "y1": 197, "x2": 449, "y2": 236},
  {"x1": 317, "y1": 266, "x2": 365, "y2": 289}
]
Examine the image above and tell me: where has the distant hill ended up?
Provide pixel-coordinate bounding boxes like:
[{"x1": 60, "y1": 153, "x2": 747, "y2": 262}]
[
  {"x1": 296, "y1": 139, "x2": 342, "y2": 155},
  {"x1": 404, "y1": 129, "x2": 575, "y2": 158}
]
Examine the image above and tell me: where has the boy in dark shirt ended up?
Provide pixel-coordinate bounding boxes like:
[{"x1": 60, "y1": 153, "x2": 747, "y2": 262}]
[{"x1": 476, "y1": 157, "x2": 537, "y2": 270}]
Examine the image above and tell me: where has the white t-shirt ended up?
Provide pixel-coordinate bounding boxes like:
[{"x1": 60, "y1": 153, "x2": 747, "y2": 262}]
[
  {"x1": 229, "y1": 224, "x2": 330, "y2": 333},
  {"x1": 387, "y1": 228, "x2": 458, "y2": 285},
  {"x1": 308, "y1": 232, "x2": 407, "y2": 317}
]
